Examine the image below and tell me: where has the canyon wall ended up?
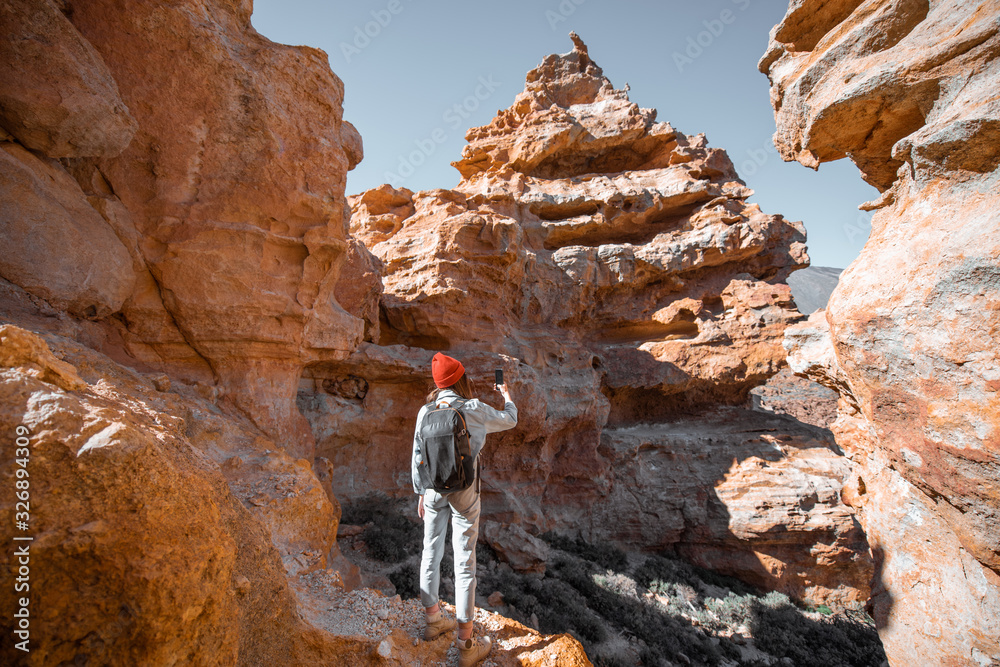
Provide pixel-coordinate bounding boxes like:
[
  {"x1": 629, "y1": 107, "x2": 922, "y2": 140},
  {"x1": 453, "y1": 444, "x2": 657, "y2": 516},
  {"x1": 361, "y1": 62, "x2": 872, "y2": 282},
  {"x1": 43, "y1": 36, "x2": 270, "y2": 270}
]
[
  {"x1": 305, "y1": 34, "x2": 873, "y2": 605},
  {"x1": 761, "y1": 0, "x2": 1000, "y2": 664},
  {"x1": 0, "y1": 1, "x2": 590, "y2": 664}
]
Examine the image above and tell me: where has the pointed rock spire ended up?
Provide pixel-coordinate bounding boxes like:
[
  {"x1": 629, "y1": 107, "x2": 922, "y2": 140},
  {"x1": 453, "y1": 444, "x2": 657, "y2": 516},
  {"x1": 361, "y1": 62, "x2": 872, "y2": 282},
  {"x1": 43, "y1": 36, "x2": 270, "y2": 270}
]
[{"x1": 453, "y1": 33, "x2": 676, "y2": 181}]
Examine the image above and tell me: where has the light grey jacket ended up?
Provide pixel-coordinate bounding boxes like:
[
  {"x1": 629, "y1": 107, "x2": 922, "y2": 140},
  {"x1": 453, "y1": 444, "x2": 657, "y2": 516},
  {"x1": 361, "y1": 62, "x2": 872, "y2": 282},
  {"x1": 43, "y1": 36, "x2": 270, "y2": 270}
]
[{"x1": 411, "y1": 388, "x2": 518, "y2": 495}]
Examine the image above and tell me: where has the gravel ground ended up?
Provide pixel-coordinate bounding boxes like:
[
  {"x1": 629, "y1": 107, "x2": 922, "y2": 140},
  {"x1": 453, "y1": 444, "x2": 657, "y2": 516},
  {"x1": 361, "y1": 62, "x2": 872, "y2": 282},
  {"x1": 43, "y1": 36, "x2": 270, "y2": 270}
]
[{"x1": 293, "y1": 568, "x2": 508, "y2": 666}]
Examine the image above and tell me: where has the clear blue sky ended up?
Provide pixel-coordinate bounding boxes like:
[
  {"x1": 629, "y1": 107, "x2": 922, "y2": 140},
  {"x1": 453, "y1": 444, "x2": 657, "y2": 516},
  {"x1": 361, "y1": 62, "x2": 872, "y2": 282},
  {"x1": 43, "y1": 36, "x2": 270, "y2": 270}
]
[{"x1": 252, "y1": 0, "x2": 878, "y2": 269}]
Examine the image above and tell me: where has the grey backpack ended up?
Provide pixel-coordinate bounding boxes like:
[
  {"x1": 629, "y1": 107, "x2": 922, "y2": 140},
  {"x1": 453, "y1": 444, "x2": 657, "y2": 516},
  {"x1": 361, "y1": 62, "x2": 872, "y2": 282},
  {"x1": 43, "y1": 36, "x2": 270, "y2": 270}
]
[{"x1": 416, "y1": 398, "x2": 477, "y2": 492}]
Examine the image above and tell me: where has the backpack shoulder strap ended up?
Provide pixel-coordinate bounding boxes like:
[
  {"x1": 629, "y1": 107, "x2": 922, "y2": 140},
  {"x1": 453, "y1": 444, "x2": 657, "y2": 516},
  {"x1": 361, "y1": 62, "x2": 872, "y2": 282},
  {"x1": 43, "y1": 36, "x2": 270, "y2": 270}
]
[{"x1": 451, "y1": 398, "x2": 469, "y2": 429}]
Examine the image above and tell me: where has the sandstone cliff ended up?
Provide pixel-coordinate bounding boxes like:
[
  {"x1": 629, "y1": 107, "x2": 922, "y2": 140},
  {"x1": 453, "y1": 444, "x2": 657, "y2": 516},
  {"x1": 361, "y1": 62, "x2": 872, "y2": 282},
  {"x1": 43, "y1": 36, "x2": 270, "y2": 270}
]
[
  {"x1": 1, "y1": 0, "x2": 366, "y2": 460},
  {"x1": 761, "y1": 1, "x2": 1000, "y2": 664},
  {"x1": 315, "y1": 34, "x2": 872, "y2": 606}
]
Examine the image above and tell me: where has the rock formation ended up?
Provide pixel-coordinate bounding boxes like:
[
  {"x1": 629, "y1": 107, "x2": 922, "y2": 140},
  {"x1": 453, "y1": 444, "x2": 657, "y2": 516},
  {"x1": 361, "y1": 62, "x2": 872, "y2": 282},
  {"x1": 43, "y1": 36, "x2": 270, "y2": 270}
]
[
  {"x1": 761, "y1": 1, "x2": 1000, "y2": 663},
  {"x1": 311, "y1": 34, "x2": 872, "y2": 605},
  {"x1": 0, "y1": 323, "x2": 591, "y2": 666},
  {"x1": 1, "y1": 0, "x2": 896, "y2": 657},
  {"x1": 0, "y1": 1, "x2": 590, "y2": 664},
  {"x1": 1, "y1": 0, "x2": 366, "y2": 459},
  {"x1": 597, "y1": 408, "x2": 867, "y2": 606}
]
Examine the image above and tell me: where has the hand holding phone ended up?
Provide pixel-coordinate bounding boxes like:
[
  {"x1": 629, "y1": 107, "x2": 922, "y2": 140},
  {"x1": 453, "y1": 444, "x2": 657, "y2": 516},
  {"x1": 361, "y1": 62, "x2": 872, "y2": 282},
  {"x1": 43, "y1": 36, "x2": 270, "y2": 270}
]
[{"x1": 494, "y1": 369, "x2": 512, "y2": 402}]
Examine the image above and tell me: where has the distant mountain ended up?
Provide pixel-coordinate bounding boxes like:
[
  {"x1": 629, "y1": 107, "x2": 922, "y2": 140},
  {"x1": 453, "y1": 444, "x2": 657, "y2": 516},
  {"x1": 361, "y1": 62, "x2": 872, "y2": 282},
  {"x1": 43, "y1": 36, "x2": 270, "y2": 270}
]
[{"x1": 787, "y1": 266, "x2": 843, "y2": 314}]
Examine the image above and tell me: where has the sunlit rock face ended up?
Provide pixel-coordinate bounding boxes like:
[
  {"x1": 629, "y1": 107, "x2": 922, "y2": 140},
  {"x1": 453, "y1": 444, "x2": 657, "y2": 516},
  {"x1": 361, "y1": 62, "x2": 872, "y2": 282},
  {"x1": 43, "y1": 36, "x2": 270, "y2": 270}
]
[
  {"x1": 0, "y1": 324, "x2": 333, "y2": 666},
  {"x1": 312, "y1": 34, "x2": 873, "y2": 604},
  {"x1": 1, "y1": 0, "x2": 369, "y2": 458},
  {"x1": 762, "y1": 1, "x2": 1000, "y2": 663}
]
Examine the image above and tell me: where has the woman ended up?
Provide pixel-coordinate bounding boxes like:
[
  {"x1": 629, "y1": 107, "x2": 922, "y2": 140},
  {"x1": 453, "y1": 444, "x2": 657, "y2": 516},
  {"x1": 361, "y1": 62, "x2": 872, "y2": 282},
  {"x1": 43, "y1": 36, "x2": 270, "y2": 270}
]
[{"x1": 411, "y1": 352, "x2": 517, "y2": 667}]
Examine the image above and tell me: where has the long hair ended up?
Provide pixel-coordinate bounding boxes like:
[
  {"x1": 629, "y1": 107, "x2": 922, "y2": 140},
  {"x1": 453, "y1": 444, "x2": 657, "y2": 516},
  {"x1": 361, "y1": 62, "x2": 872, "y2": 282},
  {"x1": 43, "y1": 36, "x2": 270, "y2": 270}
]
[{"x1": 426, "y1": 371, "x2": 475, "y2": 404}]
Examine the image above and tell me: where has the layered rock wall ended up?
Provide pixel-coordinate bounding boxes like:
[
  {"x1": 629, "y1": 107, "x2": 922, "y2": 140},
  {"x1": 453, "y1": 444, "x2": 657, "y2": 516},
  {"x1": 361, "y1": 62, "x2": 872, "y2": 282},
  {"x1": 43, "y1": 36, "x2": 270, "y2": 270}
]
[{"x1": 762, "y1": 1, "x2": 1000, "y2": 663}]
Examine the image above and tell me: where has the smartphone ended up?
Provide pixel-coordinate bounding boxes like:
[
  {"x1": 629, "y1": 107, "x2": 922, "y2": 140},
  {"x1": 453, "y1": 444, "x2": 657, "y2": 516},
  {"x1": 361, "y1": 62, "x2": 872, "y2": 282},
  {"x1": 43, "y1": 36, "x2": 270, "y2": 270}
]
[{"x1": 495, "y1": 369, "x2": 504, "y2": 386}]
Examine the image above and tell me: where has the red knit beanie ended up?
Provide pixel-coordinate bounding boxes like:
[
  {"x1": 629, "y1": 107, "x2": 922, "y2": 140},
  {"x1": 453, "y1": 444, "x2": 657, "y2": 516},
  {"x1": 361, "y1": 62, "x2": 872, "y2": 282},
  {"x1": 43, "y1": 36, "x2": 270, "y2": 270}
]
[{"x1": 431, "y1": 353, "x2": 465, "y2": 388}]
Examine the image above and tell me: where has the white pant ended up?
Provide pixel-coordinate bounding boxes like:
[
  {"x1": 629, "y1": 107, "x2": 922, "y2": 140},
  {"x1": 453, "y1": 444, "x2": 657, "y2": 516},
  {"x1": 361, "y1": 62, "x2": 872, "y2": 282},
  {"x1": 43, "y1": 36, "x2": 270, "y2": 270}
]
[{"x1": 420, "y1": 485, "x2": 480, "y2": 623}]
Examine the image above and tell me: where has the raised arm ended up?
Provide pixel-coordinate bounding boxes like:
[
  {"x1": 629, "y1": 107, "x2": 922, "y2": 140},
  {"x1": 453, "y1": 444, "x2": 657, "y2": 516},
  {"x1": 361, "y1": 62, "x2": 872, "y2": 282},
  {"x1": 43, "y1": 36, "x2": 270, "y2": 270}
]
[{"x1": 474, "y1": 384, "x2": 517, "y2": 434}]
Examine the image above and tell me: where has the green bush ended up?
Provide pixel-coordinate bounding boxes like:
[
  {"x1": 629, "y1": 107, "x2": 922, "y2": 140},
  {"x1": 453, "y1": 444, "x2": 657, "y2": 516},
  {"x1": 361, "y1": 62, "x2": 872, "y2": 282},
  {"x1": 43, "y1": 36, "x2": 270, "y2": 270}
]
[
  {"x1": 477, "y1": 553, "x2": 608, "y2": 648},
  {"x1": 592, "y1": 653, "x2": 634, "y2": 667},
  {"x1": 360, "y1": 523, "x2": 407, "y2": 562},
  {"x1": 537, "y1": 576, "x2": 606, "y2": 644},
  {"x1": 337, "y1": 497, "x2": 885, "y2": 667},
  {"x1": 540, "y1": 532, "x2": 628, "y2": 571},
  {"x1": 342, "y1": 494, "x2": 423, "y2": 563},
  {"x1": 759, "y1": 590, "x2": 791, "y2": 609},
  {"x1": 633, "y1": 554, "x2": 759, "y2": 598},
  {"x1": 704, "y1": 592, "x2": 754, "y2": 627},
  {"x1": 633, "y1": 554, "x2": 690, "y2": 590},
  {"x1": 388, "y1": 563, "x2": 419, "y2": 600},
  {"x1": 550, "y1": 554, "x2": 722, "y2": 666},
  {"x1": 750, "y1": 598, "x2": 887, "y2": 667}
]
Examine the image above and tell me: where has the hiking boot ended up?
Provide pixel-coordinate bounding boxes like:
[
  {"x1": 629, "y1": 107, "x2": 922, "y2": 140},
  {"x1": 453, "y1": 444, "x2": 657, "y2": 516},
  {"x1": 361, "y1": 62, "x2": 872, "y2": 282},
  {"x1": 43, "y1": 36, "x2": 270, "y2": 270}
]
[
  {"x1": 456, "y1": 634, "x2": 492, "y2": 667},
  {"x1": 423, "y1": 613, "x2": 457, "y2": 640}
]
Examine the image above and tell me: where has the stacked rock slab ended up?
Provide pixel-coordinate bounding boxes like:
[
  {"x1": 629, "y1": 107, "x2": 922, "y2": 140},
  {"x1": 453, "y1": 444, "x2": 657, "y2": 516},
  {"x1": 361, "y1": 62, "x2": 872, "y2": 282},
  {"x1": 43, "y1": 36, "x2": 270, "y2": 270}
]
[
  {"x1": 761, "y1": 1, "x2": 1000, "y2": 664},
  {"x1": 321, "y1": 34, "x2": 872, "y2": 604}
]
